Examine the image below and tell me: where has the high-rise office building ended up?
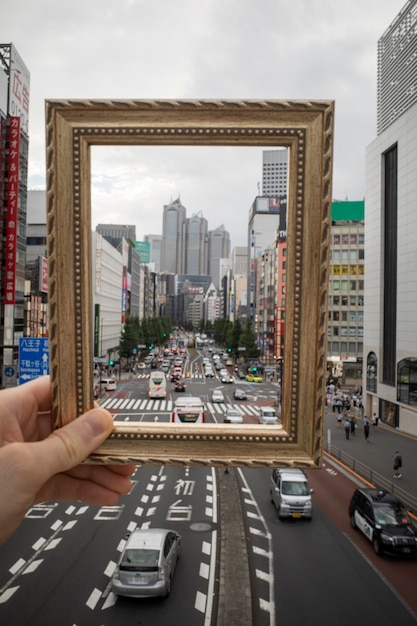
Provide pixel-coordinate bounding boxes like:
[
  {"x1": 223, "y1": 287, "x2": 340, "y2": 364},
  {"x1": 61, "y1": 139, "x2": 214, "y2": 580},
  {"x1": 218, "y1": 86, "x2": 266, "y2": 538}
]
[
  {"x1": 208, "y1": 224, "x2": 230, "y2": 289},
  {"x1": 161, "y1": 198, "x2": 186, "y2": 274},
  {"x1": 365, "y1": 0, "x2": 417, "y2": 435},
  {"x1": 185, "y1": 211, "x2": 208, "y2": 275},
  {"x1": 144, "y1": 234, "x2": 162, "y2": 272},
  {"x1": 262, "y1": 149, "x2": 288, "y2": 198}
]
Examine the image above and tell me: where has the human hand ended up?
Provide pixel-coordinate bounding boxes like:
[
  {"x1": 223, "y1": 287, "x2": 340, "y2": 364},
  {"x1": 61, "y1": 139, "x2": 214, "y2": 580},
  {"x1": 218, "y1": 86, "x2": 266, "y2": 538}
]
[{"x1": 0, "y1": 376, "x2": 135, "y2": 544}]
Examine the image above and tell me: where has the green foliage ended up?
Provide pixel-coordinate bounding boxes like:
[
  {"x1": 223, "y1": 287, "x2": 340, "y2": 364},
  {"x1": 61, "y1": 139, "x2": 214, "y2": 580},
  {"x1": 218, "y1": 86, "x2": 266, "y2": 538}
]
[{"x1": 119, "y1": 316, "x2": 171, "y2": 357}]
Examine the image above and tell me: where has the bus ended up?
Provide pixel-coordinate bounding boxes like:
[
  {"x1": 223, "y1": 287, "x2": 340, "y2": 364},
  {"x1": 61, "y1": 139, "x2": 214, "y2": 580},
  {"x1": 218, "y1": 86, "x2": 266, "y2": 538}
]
[
  {"x1": 171, "y1": 397, "x2": 205, "y2": 423},
  {"x1": 148, "y1": 370, "x2": 167, "y2": 398}
]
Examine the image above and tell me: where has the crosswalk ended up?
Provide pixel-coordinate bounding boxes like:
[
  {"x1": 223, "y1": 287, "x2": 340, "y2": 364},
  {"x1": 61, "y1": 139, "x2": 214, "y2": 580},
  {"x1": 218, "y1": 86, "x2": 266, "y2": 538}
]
[
  {"x1": 99, "y1": 396, "x2": 261, "y2": 416},
  {"x1": 135, "y1": 373, "x2": 207, "y2": 380}
]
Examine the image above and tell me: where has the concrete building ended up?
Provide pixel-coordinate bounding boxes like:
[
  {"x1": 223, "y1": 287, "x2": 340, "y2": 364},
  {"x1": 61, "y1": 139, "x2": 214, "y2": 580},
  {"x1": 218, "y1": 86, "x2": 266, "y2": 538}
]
[
  {"x1": 144, "y1": 234, "x2": 162, "y2": 272},
  {"x1": 248, "y1": 196, "x2": 284, "y2": 322},
  {"x1": 161, "y1": 198, "x2": 186, "y2": 274},
  {"x1": 92, "y1": 232, "x2": 124, "y2": 360},
  {"x1": 365, "y1": 0, "x2": 417, "y2": 435},
  {"x1": 262, "y1": 149, "x2": 288, "y2": 198},
  {"x1": 185, "y1": 211, "x2": 208, "y2": 275},
  {"x1": 208, "y1": 224, "x2": 230, "y2": 290},
  {"x1": 0, "y1": 43, "x2": 30, "y2": 386},
  {"x1": 328, "y1": 201, "x2": 365, "y2": 384}
]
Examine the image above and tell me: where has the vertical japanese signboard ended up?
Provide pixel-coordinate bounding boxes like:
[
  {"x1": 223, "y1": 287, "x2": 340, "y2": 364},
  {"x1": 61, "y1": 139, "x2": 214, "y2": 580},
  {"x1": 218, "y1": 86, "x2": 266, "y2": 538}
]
[{"x1": 5, "y1": 116, "x2": 20, "y2": 305}]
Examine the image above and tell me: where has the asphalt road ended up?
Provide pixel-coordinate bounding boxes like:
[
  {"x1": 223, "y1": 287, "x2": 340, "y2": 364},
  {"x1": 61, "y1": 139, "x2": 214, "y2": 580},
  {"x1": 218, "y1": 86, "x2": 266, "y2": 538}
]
[{"x1": 1, "y1": 367, "x2": 417, "y2": 625}]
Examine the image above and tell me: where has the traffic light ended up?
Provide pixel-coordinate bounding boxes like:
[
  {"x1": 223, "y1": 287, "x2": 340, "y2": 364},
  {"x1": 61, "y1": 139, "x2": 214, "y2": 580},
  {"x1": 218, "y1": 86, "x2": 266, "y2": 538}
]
[
  {"x1": 109, "y1": 360, "x2": 114, "y2": 366},
  {"x1": 227, "y1": 347, "x2": 232, "y2": 353},
  {"x1": 148, "y1": 344, "x2": 153, "y2": 350},
  {"x1": 252, "y1": 366, "x2": 258, "y2": 372}
]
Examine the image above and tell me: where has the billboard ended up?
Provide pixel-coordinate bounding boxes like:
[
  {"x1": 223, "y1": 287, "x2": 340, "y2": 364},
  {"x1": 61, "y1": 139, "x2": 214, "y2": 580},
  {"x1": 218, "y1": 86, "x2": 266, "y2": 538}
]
[
  {"x1": 134, "y1": 241, "x2": 150, "y2": 263},
  {"x1": 9, "y1": 44, "x2": 30, "y2": 134},
  {"x1": 5, "y1": 116, "x2": 20, "y2": 305}
]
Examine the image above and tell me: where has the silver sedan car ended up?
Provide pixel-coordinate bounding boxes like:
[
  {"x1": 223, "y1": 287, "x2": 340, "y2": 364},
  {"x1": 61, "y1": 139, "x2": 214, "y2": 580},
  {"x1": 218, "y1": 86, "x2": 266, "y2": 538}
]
[
  {"x1": 224, "y1": 408, "x2": 243, "y2": 424},
  {"x1": 112, "y1": 528, "x2": 181, "y2": 598}
]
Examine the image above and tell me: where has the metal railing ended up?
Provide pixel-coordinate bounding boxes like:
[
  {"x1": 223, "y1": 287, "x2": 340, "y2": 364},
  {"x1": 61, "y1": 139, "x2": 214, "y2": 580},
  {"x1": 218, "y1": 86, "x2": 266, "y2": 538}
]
[{"x1": 324, "y1": 440, "x2": 417, "y2": 516}]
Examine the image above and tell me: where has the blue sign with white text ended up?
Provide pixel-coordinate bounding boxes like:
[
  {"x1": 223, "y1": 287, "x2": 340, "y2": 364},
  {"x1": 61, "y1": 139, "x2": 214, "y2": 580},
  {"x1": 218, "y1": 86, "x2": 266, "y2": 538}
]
[{"x1": 18, "y1": 337, "x2": 50, "y2": 384}]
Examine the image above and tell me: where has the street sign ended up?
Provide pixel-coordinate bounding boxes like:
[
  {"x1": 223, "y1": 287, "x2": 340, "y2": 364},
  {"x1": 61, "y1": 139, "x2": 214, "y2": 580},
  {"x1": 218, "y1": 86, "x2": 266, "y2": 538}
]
[
  {"x1": 18, "y1": 337, "x2": 50, "y2": 384},
  {"x1": 3, "y1": 365, "x2": 16, "y2": 387},
  {"x1": 238, "y1": 347, "x2": 246, "y2": 351}
]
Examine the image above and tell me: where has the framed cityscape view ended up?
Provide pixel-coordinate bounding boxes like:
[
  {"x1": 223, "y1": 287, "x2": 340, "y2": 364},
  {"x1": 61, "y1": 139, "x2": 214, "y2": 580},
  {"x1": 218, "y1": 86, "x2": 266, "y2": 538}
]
[{"x1": 45, "y1": 98, "x2": 334, "y2": 468}]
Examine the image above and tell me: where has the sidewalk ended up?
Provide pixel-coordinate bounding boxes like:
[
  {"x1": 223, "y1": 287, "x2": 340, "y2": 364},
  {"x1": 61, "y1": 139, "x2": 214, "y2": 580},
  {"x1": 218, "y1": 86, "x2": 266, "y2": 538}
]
[{"x1": 324, "y1": 406, "x2": 417, "y2": 500}]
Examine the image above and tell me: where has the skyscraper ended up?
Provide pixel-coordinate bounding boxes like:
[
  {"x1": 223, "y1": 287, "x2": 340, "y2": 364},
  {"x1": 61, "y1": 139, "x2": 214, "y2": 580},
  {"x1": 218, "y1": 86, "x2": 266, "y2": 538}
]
[
  {"x1": 161, "y1": 198, "x2": 186, "y2": 274},
  {"x1": 262, "y1": 149, "x2": 288, "y2": 198},
  {"x1": 185, "y1": 211, "x2": 208, "y2": 275},
  {"x1": 208, "y1": 224, "x2": 230, "y2": 289}
]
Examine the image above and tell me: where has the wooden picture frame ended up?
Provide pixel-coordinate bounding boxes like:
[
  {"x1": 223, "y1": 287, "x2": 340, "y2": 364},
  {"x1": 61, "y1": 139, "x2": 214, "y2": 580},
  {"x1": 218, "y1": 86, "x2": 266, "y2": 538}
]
[{"x1": 45, "y1": 98, "x2": 334, "y2": 468}]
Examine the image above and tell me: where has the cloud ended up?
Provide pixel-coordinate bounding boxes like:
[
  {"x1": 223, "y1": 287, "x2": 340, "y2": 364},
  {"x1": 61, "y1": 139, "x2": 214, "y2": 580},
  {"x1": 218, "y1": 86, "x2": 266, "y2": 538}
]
[{"x1": 3, "y1": 0, "x2": 405, "y2": 244}]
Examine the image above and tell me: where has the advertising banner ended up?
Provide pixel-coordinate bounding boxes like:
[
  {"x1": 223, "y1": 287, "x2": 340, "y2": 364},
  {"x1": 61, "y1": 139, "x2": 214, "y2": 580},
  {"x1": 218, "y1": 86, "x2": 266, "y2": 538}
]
[{"x1": 5, "y1": 116, "x2": 20, "y2": 305}]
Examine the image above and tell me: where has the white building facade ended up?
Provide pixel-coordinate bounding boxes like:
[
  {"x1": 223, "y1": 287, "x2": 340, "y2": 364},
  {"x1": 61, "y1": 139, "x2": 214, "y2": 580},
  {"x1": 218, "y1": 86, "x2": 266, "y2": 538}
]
[{"x1": 364, "y1": 0, "x2": 417, "y2": 435}]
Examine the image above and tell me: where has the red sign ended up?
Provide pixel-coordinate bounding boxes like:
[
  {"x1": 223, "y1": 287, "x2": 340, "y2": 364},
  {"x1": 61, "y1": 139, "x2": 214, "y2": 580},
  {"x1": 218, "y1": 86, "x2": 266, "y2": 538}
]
[{"x1": 5, "y1": 117, "x2": 20, "y2": 305}]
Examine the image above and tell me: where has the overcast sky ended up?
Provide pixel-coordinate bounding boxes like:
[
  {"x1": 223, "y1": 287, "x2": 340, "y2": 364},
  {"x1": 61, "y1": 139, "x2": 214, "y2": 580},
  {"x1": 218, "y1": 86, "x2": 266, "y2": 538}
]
[{"x1": 3, "y1": 0, "x2": 407, "y2": 247}]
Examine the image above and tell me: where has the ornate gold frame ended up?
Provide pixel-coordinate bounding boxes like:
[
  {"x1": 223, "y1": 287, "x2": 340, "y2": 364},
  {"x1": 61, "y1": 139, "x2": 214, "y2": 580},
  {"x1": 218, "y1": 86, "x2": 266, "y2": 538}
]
[{"x1": 45, "y1": 99, "x2": 334, "y2": 468}]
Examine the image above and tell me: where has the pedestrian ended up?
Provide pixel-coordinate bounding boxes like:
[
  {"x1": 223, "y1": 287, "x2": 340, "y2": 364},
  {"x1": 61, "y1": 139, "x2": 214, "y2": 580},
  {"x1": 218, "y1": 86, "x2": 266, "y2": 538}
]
[
  {"x1": 350, "y1": 416, "x2": 356, "y2": 435},
  {"x1": 372, "y1": 412, "x2": 379, "y2": 430},
  {"x1": 344, "y1": 417, "x2": 351, "y2": 439},
  {"x1": 363, "y1": 416, "x2": 370, "y2": 443},
  {"x1": 393, "y1": 450, "x2": 402, "y2": 478}
]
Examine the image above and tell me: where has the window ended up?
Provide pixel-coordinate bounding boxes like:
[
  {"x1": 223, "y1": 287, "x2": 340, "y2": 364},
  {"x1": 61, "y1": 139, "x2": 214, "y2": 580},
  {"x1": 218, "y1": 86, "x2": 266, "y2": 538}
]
[
  {"x1": 397, "y1": 357, "x2": 417, "y2": 407},
  {"x1": 350, "y1": 280, "x2": 356, "y2": 290},
  {"x1": 341, "y1": 326, "x2": 348, "y2": 337},
  {"x1": 341, "y1": 281, "x2": 349, "y2": 291},
  {"x1": 366, "y1": 352, "x2": 377, "y2": 393},
  {"x1": 349, "y1": 311, "x2": 356, "y2": 321},
  {"x1": 341, "y1": 296, "x2": 348, "y2": 306},
  {"x1": 350, "y1": 296, "x2": 356, "y2": 306},
  {"x1": 333, "y1": 295, "x2": 340, "y2": 306}
]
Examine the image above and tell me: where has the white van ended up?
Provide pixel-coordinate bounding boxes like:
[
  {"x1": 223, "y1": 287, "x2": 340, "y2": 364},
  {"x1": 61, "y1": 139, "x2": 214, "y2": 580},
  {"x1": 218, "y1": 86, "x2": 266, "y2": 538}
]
[
  {"x1": 270, "y1": 468, "x2": 313, "y2": 519},
  {"x1": 259, "y1": 406, "x2": 280, "y2": 425},
  {"x1": 101, "y1": 377, "x2": 117, "y2": 391}
]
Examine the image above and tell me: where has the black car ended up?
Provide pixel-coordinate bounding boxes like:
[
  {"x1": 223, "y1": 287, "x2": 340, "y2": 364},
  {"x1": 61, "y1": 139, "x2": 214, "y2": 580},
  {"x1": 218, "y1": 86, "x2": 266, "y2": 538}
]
[
  {"x1": 349, "y1": 488, "x2": 417, "y2": 557},
  {"x1": 174, "y1": 380, "x2": 187, "y2": 392}
]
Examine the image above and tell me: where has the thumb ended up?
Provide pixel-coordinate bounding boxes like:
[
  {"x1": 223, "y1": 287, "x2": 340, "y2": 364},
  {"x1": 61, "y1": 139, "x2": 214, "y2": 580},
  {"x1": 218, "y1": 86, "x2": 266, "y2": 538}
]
[{"x1": 40, "y1": 408, "x2": 114, "y2": 478}]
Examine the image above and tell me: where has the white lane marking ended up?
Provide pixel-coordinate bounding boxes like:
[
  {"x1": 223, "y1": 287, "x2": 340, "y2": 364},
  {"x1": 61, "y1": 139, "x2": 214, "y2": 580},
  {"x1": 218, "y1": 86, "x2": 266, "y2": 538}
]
[
  {"x1": 102, "y1": 591, "x2": 117, "y2": 609},
  {"x1": 195, "y1": 590, "x2": 207, "y2": 613},
  {"x1": 104, "y1": 561, "x2": 117, "y2": 577},
  {"x1": 23, "y1": 559, "x2": 43, "y2": 574},
  {"x1": 32, "y1": 537, "x2": 47, "y2": 551},
  {"x1": 86, "y1": 587, "x2": 102, "y2": 610},
  {"x1": 0, "y1": 586, "x2": 19, "y2": 604},
  {"x1": 10, "y1": 558, "x2": 25, "y2": 575},
  {"x1": 199, "y1": 562, "x2": 210, "y2": 579},
  {"x1": 238, "y1": 468, "x2": 275, "y2": 625},
  {"x1": 45, "y1": 538, "x2": 62, "y2": 551}
]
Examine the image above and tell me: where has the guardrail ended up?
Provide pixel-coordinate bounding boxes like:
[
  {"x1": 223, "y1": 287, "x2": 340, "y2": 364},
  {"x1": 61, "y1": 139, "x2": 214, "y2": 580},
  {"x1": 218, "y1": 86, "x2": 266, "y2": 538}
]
[{"x1": 324, "y1": 440, "x2": 417, "y2": 516}]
